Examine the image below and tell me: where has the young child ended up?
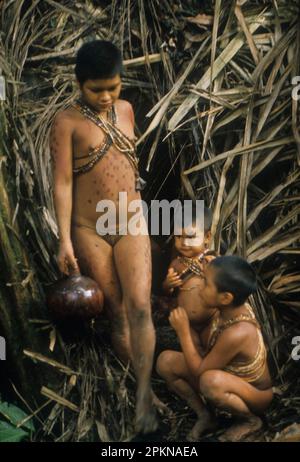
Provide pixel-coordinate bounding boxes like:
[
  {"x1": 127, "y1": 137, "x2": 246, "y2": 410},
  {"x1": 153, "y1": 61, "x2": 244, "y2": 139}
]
[
  {"x1": 50, "y1": 40, "x2": 157, "y2": 433},
  {"x1": 157, "y1": 256, "x2": 273, "y2": 442},
  {"x1": 161, "y1": 205, "x2": 217, "y2": 332}
]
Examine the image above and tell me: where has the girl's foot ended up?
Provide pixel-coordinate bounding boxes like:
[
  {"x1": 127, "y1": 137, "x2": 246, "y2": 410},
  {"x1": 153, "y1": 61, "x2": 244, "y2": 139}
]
[
  {"x1": 187, "y1": 414, "x2": 218, "y2": 442},
  {"x1": 219, "y1": 415, "x2": 263, "y2": 442},
  {"x1": 136, "y1": 389, "x2": 158, "y2": 435}
]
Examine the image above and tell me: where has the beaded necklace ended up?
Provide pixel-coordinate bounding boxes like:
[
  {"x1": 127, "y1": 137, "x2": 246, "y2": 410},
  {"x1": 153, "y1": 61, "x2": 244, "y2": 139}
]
[
  {"x1": 72, "y1": 99, "x2": 145, "y2": 190},
  {"x1": 174, "y1": 250, "x2": 210, "y2": 293},
  {"x1": 206, "y1": 305, "x2": 267, "y2": 383},
  {"x1": 178, "y1": 256, "x2": 204, "y2": 278}
]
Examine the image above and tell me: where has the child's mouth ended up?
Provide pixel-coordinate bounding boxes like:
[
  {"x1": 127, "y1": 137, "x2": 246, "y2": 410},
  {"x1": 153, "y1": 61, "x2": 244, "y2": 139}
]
[
  {"x1": 98, "y1": 102, "x2": 112, "y2": 108},
  {"x1": 181, "y1": 247, "x2": 193, "y2": 253}
]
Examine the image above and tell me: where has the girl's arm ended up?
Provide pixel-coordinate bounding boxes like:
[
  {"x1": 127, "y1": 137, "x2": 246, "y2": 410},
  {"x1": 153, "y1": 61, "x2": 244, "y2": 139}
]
[
  {"x1": 170, "y1": 307, "x2": 247, "y2": 377},
  {"x1": 50, "y1": 112, "x2": 79, "y2": 275}
]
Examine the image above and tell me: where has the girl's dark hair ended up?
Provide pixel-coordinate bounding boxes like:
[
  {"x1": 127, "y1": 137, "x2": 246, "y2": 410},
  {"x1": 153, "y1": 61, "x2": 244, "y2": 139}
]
[
  {"x1": 174, "y1": 202, "x2": 212, "y2": 234},
  {"x1": 210, "y1": 256, "x2": 257, "y2": 307},
  {"x1": 188, "y1": 204, "x2": 212, "y2": 234},
  {"x1": 75, "y1": 40, "x2": 123, "y2": 85}
]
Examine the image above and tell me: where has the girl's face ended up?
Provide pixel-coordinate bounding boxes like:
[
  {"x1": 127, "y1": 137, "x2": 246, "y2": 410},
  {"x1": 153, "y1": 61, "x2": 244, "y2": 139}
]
[
  {"x1": 200, "y1": 266, "x2": 221, "y2": 307},
  {"x1": 201, "y1": 265, "x2": 234, "y2": 309},
  {"x1": 174, "y1": 225, "x2": 209, "y2": 258},
  {"x1": 79, "y1": 75, "x2": 122, "y2": 113}
]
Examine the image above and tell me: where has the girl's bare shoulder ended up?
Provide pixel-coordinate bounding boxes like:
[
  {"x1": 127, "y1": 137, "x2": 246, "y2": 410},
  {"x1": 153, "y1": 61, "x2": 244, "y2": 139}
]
[
  {"x1": 52, "y1": 106, "x2": 83, "y2": 128},
  {"x1": 115, "y1": 99, "x2": 134, "y2": 120}
]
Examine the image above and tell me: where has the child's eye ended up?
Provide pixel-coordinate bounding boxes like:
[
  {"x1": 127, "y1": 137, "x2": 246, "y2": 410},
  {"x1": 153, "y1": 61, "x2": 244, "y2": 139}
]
[{"x1": 90, "y1": 87, "x2": 117, "y2": 93}]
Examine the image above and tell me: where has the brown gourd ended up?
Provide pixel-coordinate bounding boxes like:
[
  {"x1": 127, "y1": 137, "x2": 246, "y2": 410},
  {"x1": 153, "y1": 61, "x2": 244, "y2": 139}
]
[{"x1": 46, "y1": 271, "x2": 104, "y2": 320}]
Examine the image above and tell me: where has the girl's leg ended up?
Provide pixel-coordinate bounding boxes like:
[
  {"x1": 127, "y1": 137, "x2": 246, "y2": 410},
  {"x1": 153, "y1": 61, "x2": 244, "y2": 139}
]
[
  {"x1": 114, "y1": 233, "x2": 157, "y2": 434},
  {"x1": 156, "y1": 351, "x2": 217, "y2": 440},
  {"x1": 199, "y1": 370, "x2": 273, "y2": 441},
  {"x1": 72, "y1": 225, "x2": 131, "y2": 363}
]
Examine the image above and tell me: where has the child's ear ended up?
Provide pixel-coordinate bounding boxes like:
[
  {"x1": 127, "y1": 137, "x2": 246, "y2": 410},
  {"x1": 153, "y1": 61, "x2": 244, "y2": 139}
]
[{"x1": 220, "y1": 291, "x2": 234, "y2": 306}]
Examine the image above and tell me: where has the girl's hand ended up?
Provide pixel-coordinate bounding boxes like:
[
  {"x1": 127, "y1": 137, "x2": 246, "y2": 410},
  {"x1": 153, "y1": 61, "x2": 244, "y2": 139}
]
[
  {"x1": 57, "y1": 240, "x2": 80, "y2": 275},
  {"x1": 169, "y1": 307, "x2": 190, "y2": 336},
  {"x1": 165, "y1": 268, "x2": 183, "y2": 289},
  {"x1": 203, "y1": 255, "x2": 216, "y2": 264}
]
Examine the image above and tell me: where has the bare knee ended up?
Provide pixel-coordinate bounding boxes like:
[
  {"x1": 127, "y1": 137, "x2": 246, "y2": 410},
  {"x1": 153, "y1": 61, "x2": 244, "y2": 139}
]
[
  {"x1": 156, "y1": 350, "x2": 177, "y2": 379},
  {"x1": 199, "y1": 370, "x2": 224, "y2": 402},
  {"x1": 125, "y1": 295, "x2": 151, "y2": 324}
]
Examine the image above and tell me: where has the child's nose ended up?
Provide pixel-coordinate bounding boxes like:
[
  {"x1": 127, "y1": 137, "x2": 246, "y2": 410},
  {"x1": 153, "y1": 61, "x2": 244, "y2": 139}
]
[{"x1": 99, "y1": 91, "x2": 110, "y2": 102}]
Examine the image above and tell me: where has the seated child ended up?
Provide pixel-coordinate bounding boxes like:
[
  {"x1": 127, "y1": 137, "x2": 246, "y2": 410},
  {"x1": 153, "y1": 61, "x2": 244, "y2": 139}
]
[
  {"x1": 156, "y1": 256, "x2": 273, "y2": 442},
  {"x1": 161, "y1": 205, "x2": 217, "y2": 332}
]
